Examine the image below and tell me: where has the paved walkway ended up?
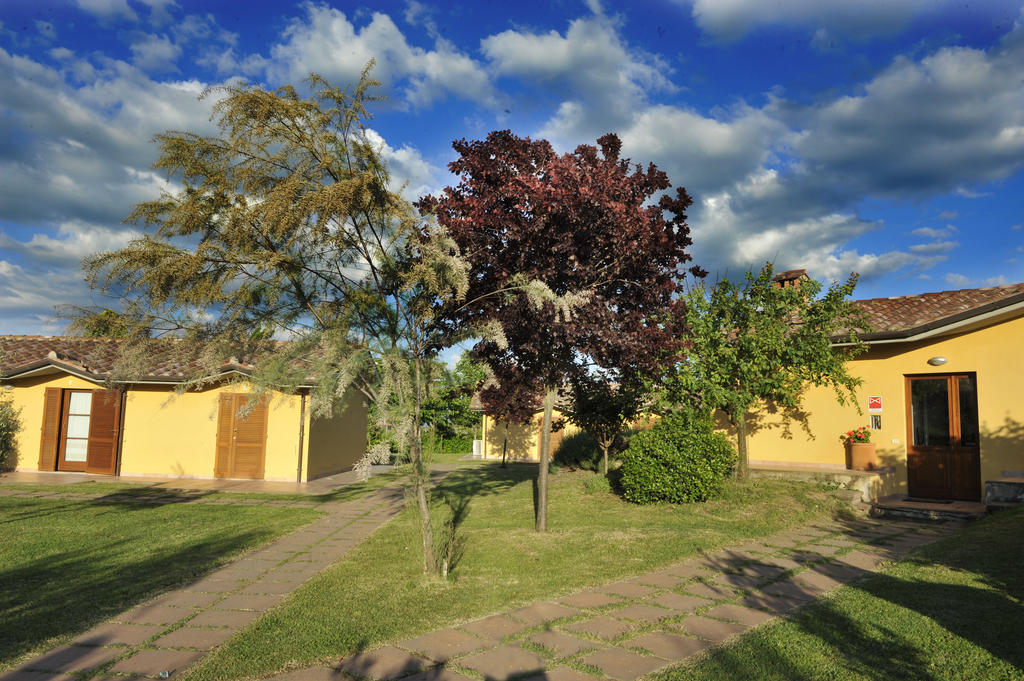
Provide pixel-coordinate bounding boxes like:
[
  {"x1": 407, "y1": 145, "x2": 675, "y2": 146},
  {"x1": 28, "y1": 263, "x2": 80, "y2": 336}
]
[
  {"x1": 0, "y1": 485, "x2": 406, "y2": 681},
  {"x1": 1, "y1": 478, "x2": 960, "y2": 681},
  {"x1": 0, "y1": 466, "x2": 400, "y2": 495},
  {"x1": 267, "y1": 516, "x2": 958, "y2": 681}
]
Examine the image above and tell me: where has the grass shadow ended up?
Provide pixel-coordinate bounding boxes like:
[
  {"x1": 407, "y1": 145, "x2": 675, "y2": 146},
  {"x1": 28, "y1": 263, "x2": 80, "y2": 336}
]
[{"x1": 0, "y1": 528, "x2": 268, "y2": 670}]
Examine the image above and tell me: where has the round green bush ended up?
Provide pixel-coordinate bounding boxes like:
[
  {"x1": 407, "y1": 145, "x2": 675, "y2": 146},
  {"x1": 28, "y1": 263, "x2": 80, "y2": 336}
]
[
  {"x1": 619, "y1": 411, "x2": 736, "y2": 504},
  {"x1": 553, "y1": 431, "x2": 602, "y2": 471},
  {"x1": 0, "y1": 395, "x2": 22, "y2": 471}
]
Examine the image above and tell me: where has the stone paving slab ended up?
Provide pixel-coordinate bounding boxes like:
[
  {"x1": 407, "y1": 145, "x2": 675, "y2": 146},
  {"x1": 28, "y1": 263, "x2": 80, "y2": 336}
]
[
  {"x1": 116, "y1": 604, "x2": 189, "y2": 626},
  {"x1": 681, "y1": 582, "x2": 738, "y2": 601},
  {"x1": 240, "y1": 577, "x2": 323, "y2": 594},
  {"x1": 15, "y1": 645, "x2": 120, "y2": 674},
  {"x1": 459, "y1": 645, "x2": 547, "y2": 681},
  {"x1": 647, "y1": 592, "x2": 713, "y2": 614},
  {"x1": 0, "y1": 671, "x2": 78, "y2": 681},
  {"x1": 108, "y1": 648, "x2": 204, "y2": 677},
  {"x1": 560, "y1": 592, "x2": 624, "y2": 609},
  {"x1": 626, "y1": 632, "x2": 710, "y2": 661},
  {"x1": 712, "y1": 572, "x2": 768, "y2": 590},
  {"x1": 398, "y1": 629, "x2": 491, "y2": 662},
  {"x1": 610, "y1": 604, "x2": 677, "y2": 623},
  {"x1": 461, "y1": 615, "x2": 529, "y2": 642},
  {"x1": 580, "y1": 648, "x2": 665, "y2": 681},
  {"x1": 521, "y1": 667, "x2": 601, "y2": 681},
  {"x1": 400, "y1": 667, "x2": 478, "y2": 681},
  {"x1": 152, "y1": 591, "x2": 223, "y2": 609},
  {"x1": 738, "y1": 592, "x2": 808, "y2": 615},
  {"x1": 215, "y1": 593, "x2": 286, "y2": 610},
  {"x1": 678, "y1": 616, "x2": 747, "y2": 642},
  {"x1": 704, "y1": 604, "x2": 776, "y2": 627},
  {"x1": 335, "y1": 646, "x2": 425, "y2": 680},
  {"x1": 185, "y1": 606, "x2": 264, "y2": 629},
  {"x1": 73, "y1": 622, "x2": 164, "y2": 646},
  {"x1": 153, "y1": 626, "x2": 237, "y2": 650},
  {"x1": 509, "y1": 602, "x2": 580, "y2": 626}
]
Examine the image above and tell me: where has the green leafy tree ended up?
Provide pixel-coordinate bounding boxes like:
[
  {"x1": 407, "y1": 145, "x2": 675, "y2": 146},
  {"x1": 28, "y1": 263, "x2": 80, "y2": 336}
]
[
  {"x1": 567, "y1": 372, "x2": 646, "y2": 475},
  {"x1": 80, "y1": 67, "x2": 468, "y2": 576},
  {"x1": 667, "y1": 264, "x2": 869, "y2": 479},
  {"x1": 421, "y1": 352, "x2": 486, "y2": 454},
  {"x1": 66, "y1": 308, "x2": 142, "y2": 338}
]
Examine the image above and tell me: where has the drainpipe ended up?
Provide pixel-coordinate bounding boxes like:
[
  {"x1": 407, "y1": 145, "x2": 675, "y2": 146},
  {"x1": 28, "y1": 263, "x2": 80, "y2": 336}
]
[{"x1": 296, "y1": 390, "x2": 307, "y2": 483}]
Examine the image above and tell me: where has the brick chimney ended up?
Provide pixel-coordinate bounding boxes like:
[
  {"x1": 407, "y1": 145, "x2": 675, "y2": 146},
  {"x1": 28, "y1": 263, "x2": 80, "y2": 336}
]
[{"x1": 772, "y1": 269, "x2": 809, "y2": 289}]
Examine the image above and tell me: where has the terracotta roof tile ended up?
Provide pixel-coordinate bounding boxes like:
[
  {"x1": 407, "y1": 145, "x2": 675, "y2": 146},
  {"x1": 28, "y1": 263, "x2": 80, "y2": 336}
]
[
  {"x1": 0, "y1": 336, "x2": 288, "y2": 383},
  {"x1": 852, "y1": 283, "x2": 1024, "y2": 338}
]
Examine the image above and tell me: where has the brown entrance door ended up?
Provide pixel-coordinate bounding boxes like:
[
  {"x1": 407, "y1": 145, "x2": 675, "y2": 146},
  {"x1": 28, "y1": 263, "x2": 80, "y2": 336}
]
[
  {"x1": 51, "y1": 388, "x2": 122, "y2": 475},
  {"x1": 215, "y1": 393, "x2": 268, "y2": 479},
  {"x1": 905, "y1": 374, "x2": 981, "y2": 501}
]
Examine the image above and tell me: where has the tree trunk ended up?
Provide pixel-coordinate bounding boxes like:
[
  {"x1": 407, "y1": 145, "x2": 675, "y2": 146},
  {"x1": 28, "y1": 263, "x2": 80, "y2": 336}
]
[
  {"x1": 601, "y1": 440, "x2": 611, "y2": 476},
  {"x1": 501, "y1": 423, "x2": 508, "y2": 467},
  {"x1": 412, "y1": 358, "x2": 438, "y2": 573},
  {"x1": 734, "y1": 412, "x2": 749, "y2": 481},
  {"x1": 536, "y1": 386, "x2": 556, "y2": 532}
]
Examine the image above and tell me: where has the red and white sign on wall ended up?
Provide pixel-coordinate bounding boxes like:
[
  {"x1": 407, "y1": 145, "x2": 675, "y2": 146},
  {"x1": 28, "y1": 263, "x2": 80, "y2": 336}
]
[{"x1": 868, "y1": 396, "x2": 883, "y2": 413}]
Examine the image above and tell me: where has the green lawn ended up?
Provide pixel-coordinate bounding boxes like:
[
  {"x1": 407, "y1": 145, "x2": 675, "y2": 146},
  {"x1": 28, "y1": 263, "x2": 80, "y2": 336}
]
[
  {"x1": 652, "y1": 506, "x2": 1024, "y2": 681},
  {"x1": 0, "y1": 468, "x2": 403, "y2": 503},
  {"x1": 0, "y1": 494, "x2": 320, "y2": 671},
  {"x1": 187, "y1": 466, "x2": 850, "y2": 681}
]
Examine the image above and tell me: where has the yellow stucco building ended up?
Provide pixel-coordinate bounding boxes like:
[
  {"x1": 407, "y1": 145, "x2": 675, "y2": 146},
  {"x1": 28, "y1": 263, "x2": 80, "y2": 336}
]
[
  {"x1": 479, "y1": 282, "x2": 1024, "y2": 503},
  {"x1": 746, "y1": 282, "x2": 1024, "y2": 502},
  {"x1": 0, "y1": 337, "x2": 367, "y2": 482}
]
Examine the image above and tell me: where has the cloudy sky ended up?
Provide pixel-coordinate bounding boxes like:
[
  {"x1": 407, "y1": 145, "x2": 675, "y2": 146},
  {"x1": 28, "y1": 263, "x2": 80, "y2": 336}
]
[{"x1": 2, "y1": 0, "x2": 1023, "y2": 335}]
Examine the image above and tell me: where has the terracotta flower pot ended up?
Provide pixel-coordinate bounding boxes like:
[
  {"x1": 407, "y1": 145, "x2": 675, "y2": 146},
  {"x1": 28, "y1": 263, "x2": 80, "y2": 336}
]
[{"x1": 846, "y1": 442, "x2": 877, "y2": 471}]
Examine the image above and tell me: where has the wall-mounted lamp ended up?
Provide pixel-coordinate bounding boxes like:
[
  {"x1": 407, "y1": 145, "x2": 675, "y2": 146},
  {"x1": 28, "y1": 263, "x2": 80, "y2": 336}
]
[{"x1": 927, "y1": 356, "x2": 948, "y2": 366}]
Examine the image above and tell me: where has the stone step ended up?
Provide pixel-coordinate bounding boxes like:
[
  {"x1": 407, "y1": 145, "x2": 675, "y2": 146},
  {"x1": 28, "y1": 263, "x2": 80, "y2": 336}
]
[
  {"x1": 870, "y1": 495, "x2": 987, "y2": 523},
  {"x1": 984, "y1": 477, "x2": 1024, "y2": 506}
]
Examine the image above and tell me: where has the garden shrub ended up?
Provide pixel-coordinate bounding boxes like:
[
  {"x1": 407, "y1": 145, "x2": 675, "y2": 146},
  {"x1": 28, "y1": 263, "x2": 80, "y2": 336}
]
[
  {"x1": 0, "y1": 394, "x2": 22, "y2": 471},
  {"x1": 553, "y1": 431, "x2": 602, "y2": 471},
  {"x1": 619, "y1": 410, "x2": 736, "y2": 504}
]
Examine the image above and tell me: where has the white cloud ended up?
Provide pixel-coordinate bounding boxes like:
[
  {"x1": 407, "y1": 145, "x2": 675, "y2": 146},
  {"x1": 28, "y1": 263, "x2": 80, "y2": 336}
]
[
  {"x1": 76, "y1": 0, "x2": 138, "y2": 22},
  {"x1": 138, "y1": 0, "x2": 177, "y2": 27},
  {"x1": 361, "y1": 129, "x2": 441, "y2": 201},
  {"x1": 945, "y1": 273, "x2": 971, "y2": 287},
  {"x1": 129, "y1": 33, "x2": 181, "y2": 72},
  {"x1": 0, "y1": 221, "x2": 141, "y2": 267},
  {"x1": 687, "y1": 0, "x2": 950, "y2": 42},
  {"x1": 985, "y1": 275, "x2": 1011, "y2": 286},
  {"x1": 266, "y1": 5, "x2": 500, "y2": 109},
  {"x1": 618, "y1": 108, "x2": 782, "y2": 195},
  {"x1": 912, "y1": 225, "x2": 957, "y2": 238},
  {"x1": 909, "y1": 240, "x2": 959, "y2": 254},
  {"x1": 483, "y1": 15, "x2": 674, "y2": 143}
]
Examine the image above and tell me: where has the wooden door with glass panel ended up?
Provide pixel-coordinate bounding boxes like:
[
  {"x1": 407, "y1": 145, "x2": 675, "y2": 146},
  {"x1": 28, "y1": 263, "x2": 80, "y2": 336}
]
[
  {"x1": 51, "y1": 388, "x2": 122, "y2": 475},
  {"x1": 905, "y1": 374, "x2": 980, "y2": 501}
]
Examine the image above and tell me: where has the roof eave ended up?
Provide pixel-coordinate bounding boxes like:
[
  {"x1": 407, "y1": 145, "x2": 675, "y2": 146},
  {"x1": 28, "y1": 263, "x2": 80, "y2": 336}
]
[{"x1": 834, "y1": 293, "x2": 1024, "y2": 347}]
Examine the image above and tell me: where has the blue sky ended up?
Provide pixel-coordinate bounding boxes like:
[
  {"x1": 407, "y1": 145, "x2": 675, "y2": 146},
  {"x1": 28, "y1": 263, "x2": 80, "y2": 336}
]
[{"x1": 1, "y1": 0, "x2": 1023, "y2": 335}]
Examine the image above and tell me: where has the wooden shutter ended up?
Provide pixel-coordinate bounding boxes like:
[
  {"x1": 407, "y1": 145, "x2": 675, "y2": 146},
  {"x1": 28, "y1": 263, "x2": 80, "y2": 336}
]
[
  {"x1": 231, "y1": 395, "x2": 268, "y2": 479},
  {"x1": 38, "y1": 388, "x2": 62, "y2": 471},
  {"x1": 85, "y1": 389, "x2": 122, "y2": 475},
  {"x1": 214, "y1": 393, "x2": 235, "y2": 478}
]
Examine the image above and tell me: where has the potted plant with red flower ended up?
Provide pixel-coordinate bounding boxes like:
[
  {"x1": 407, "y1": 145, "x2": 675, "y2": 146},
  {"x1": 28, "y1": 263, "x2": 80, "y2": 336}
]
[{"x1": 841, "y1": 426, "x2": 876, "y2": 471}]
